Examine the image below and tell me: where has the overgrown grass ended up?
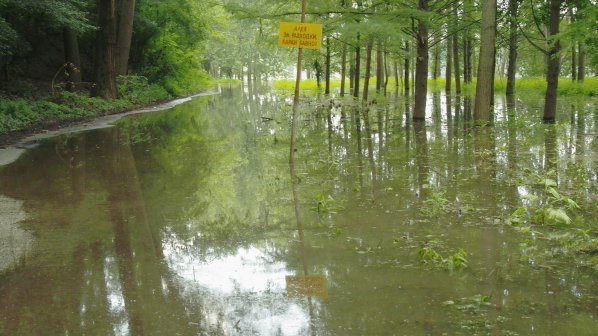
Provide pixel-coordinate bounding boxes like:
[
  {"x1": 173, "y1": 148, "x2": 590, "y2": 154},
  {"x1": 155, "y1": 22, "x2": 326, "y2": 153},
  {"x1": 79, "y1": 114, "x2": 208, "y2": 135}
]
[
  {"x1": 275, "y1": 76, "x2": 598, "y2": 97},
  {"x1": 0, "y1": 75, "x2": 171, "y2": 135}
]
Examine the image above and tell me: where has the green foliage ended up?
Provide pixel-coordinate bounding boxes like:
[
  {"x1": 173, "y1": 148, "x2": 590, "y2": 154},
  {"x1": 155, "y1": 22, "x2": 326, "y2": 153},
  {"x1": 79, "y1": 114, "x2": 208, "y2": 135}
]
[
  {"x1": 0, "y1": 16, "x2": 17, "y2": 56},
  {"x1": 419, "y1": 243, "x2": 469, "y2": 271},
  {"x1": 117, "y1": 75, "x2": 170, "y2": 104},
  {"x1": 135, "y1": 0, "x2": 212, "y2": 96},
  {"x1": 311, "y1": 193, "x2": 342, "y2": 215},
  {"x1": 0, "y1": 0, "x2": 93, "y2": 59},
  {"x1": 512, "y1": 171, "x2": 582, "y2": 227},
  {"x1": 421, "y1": 189, "x2": 450, "y2": 217},
  {"x1": 0, "y1": 75, "x2": 172, "y2": 134}
]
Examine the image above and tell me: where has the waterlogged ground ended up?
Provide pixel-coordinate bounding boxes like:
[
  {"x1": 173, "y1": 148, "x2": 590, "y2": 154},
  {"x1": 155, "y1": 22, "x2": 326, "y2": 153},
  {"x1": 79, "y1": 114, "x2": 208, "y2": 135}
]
[{"x1": 0, "y1": 85, "x2": 597, "y2": 335}]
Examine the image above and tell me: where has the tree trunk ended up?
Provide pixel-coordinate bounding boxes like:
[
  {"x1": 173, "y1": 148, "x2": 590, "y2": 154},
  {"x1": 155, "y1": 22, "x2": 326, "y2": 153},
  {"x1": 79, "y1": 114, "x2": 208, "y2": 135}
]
[
  {"x1": 432, "y1": 43, "x2": 440, "y2": 80},
  {"x1": 375, "y1": 38, "x2": 382, "y2": 93},
  {"x1": 93, "y1": 0, "x2": 118, "y2": 99},
  {"x1": 63, "y1": 27, "x2": 82, "y2": 91},
  {"x1": 577, "y1": 42, "x2": 585, "y2": 82},
  {"x1": 325, "y1": 37, "x2": 331, "y2": 95},
  {"x1": 0, "y1": 57, "x2": 7, "y2": 89},
  {"x1": 354, "y1": 33, "x2": 361, "y2": 98},
  {"x1": 315, "y1": 59, "x2": 322, "y2": 89},
  {"x1": 384, "y1": 47, "x2": 389, "y2": 94},
  {"x1": 349, "y1": 49, "x2": 354, "y2": 91},
  {"x1": 363, "y1": 36, "x2": 374, "y2": 102},
  {"x1": 463, "y1": 37, "x2": 472, "y2": 84},
  {"x1": 473, "y1": 0, "x2": 497, "y2": 124},
  {"x1": 571, "y1": 45, "x2": 577, "y2": 81},
  {"x1": 116, "y1": 0, "x2": 136, "y2": 76},
  {"x1": 394, "y1": 60, "x2": 399, "y2": 90},
  {"x1": 413, "y1": 0, "x2": 429, "y2": 120},
  {"x1": 543, "y1": 0, "x2": 561, "y2": 122},
  {"x1": 445, "y1": 32, "x2": 452, "y2": 93},
  {"x1": 404, "y1": 41, "x2": 410, "y2": 94},
  {"x1": 340, "y1": 44, "x2": 347, "y2": 96},
  {"x1": 506, "y1": 0, "x2": 519, "y2": 95},
  {"x1": 452, "y1": 9, "x2": 461, "y2": 95}
]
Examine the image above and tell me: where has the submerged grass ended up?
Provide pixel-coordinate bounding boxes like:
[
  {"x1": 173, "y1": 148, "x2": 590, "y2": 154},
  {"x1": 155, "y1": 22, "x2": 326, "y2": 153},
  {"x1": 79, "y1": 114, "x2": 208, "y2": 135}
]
[{"x1": 274, "y1": 76, "x2": 598, "y2": 96}]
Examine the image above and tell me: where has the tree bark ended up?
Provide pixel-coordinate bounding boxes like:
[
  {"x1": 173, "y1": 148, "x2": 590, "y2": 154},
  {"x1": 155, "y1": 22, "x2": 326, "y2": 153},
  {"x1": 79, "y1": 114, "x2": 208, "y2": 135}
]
[
  {"x1": 571, "y1": 44, "x2": 577, "y2": 81},
  {"x1": 93, "y1": 0, "x2": 118, "y2": 99},
  {"x1": 463, "y1": 37, "x2": 473, "y2": 84},
  {"x1": 383, "y1": 47, "x2": 389, "y2": 94},
  {"x1": 353, "y1": 32, "x2": 361, "y2": 98},
  {"x1": 349, "y1": 49, "x2": 354, "y2": 91},
  {"x1": 577, "y1": 41, "x2": 585, "y2": 82},
  {"x1": 375, "y1": 38, "x2": 382, "y2": 93},
  {"x1": 116, "y1": 0, "x2": 136, "y2": 76},
  {"x1": 314, "y1": 59, "x2": 322, "y2": 89},
  {"x1": 63, "y1": 27, "x2": 82, "y2": 91},
  {"x1": 394, "y1": 60, "x2": 399, "y2": 91},
  {"x1": 340, "y1": 44, "x2": 347, "y2": 96},
  {"x1": 473, "y1": 0, "x2": 497, "y2": 124},
  {"x1": 506, "y1": 0, "x2": 519, "y2": 95},
  {"x1": 363, "y1": 36, "x2": 374, "y2": 102},
  {"x1": 543, "y1": 0, "x2": 561, "y2": 122},
  {"x1": 445, "y1": 31, "x2": 452, "y2": 93},
  {"x1": 404, "y1": 41, "x2": 410, "y2": 94},
  {"x1": 452, "y1": 6, "x2": 461, "y2": 95},
  {"x1": 432, "y1": 43, "x2": 440, "y2": 80},
  {"x1": 413, "y1": 0, "x2": 429, "y2": 120},
  {"x1": 325, "y1": 37, "x2": 331, "y2": 94}
]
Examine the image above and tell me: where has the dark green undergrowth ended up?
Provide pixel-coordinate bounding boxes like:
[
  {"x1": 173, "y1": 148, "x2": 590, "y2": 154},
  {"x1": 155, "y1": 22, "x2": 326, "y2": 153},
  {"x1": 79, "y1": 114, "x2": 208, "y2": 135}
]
[{"x1": 0, "y1": 75, "x2": 206, "y2": 135}]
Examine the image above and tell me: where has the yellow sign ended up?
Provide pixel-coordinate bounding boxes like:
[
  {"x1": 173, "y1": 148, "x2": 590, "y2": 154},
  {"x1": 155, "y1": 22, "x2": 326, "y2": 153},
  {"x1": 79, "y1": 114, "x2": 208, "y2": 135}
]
[
  {"x1": 278, "y1": 22, "x2": 323, "y2": 50},
  {"x1": 286, "y1": 275, "x2": 328, "y2": 298}
]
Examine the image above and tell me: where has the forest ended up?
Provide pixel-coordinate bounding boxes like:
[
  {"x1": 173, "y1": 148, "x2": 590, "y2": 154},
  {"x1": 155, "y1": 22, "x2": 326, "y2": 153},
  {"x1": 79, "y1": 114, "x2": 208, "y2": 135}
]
[
  {"x1": 0, "y1": 0, "x2": 597, "y2": 137},
  {"x1": 1, "y1": 1, "x2": 598, "y2": 335}
]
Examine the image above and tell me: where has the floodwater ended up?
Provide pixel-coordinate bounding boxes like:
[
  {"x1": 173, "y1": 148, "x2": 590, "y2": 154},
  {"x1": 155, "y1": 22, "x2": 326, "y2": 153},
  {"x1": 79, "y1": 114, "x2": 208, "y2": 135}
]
[{"x1": 0, "y1": 85, "x2": 597, "y2": 335}]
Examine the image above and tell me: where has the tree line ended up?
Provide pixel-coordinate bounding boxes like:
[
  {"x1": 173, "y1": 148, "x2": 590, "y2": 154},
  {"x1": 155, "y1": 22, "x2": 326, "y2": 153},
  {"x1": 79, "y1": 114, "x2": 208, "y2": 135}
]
[
  {"x1": 1, "y1": 0, "x2": 596, "y2": 123},
  {"x1": 0, "y1": 0, "x2": 214, "y2": 99},
  {"x1": 216, "y1": 0, "x2": 597, "y2": 123}
]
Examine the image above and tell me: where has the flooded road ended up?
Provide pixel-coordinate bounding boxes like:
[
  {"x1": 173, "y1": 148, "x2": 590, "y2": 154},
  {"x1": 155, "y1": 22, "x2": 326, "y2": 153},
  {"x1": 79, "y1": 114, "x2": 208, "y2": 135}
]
[{"x1": 1, "y1": 86, "x2": 597, "y2": 335}]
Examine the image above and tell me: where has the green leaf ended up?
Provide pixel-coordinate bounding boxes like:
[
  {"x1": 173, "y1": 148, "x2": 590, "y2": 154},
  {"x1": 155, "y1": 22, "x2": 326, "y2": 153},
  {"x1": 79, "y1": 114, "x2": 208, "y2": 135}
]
[{"x1": 545, "y1": 208, "x2": 571, "y2": 225}]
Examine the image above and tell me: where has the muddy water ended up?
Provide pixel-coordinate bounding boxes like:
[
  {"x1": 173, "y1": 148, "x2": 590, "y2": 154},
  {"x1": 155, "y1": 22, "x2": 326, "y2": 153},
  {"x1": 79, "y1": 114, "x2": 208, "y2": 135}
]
[{"x1": 0, "y1": 86, "x2": 597, "y2": 335}]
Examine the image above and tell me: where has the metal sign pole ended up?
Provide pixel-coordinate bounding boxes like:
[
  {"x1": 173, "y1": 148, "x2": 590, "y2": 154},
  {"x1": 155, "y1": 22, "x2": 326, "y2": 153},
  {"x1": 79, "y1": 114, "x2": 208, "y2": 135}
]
[{"x1": 289, "y1": 0, "x2": 308, "y2": 166}]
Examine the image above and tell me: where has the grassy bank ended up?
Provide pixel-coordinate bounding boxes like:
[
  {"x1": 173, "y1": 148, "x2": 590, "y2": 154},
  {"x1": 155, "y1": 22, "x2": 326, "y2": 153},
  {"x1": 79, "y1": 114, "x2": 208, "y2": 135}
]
[
  {"x1": 274, "y1": 76, "x2": 598, "y2": 97},
  {"x1": 0, "y1": 75, "x2": 213, "y2": 137}
]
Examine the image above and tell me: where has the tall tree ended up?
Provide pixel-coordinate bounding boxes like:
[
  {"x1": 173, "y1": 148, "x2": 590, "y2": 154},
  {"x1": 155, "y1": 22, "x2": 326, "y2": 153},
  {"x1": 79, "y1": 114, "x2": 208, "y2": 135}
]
[
  {"x1": 506, "y1": 0, "x2": 519, "y2": 95},
  {"x1": 473, "y1": 0, "x2": 497, "y2": 123},
  {"x1": 116, "y1": 0, "x2": 136, "y2": 75},
  {"x1": 363, "y1": 36, "x2": 374, "y2": 102},
  {"x1": 412, "y1": 0, "x2": 429, "y2": 120},
  {"x1": 340, "y1": 44, "x2": 347, "y2": 96},
  {"x1": 63, "y1": 27, "x2": 81, "y2": 91},
  {"x1": 432, "y1": 42, "x2": 440, "y2": 80},
  {"x1": 445, "y1": 29, "x2": 452, "y2": 93},
  {"x1": 93, "y1": 0, "x2": 118, "y2": 99},
  {"x1": 543, "y1": 0, "x2": 562, "y2": 122},
  {"x1": 452, "y1": 4, "x2": 461, "y2": 94},
  {"x1": 353, "y1": 32, "x2": 361, "y2": 98},
  {"x1": 325, "y1": 37, "x2": 331, "y2": 94},
  {"x1": 577, "y1": 41, "x2": 585, "y2": 82},
  {"x1": 404, "y1": 40, "x2": 410, "y2": 94}
]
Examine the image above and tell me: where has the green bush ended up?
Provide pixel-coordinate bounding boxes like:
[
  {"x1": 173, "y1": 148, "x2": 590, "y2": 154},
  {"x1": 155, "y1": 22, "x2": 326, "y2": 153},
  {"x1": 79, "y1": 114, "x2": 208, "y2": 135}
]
[
  {"x1": 117, "y1": 75, "x2": 170, "y2": 104},
  {"x1": 0, "y1": 74, "x2": 190, "y2": 135}
]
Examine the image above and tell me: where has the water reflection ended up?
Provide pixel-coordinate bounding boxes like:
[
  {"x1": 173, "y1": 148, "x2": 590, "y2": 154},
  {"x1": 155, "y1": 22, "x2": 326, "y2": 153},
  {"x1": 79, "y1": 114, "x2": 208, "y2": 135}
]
[{"x1": 0, "y1": 87, "x2": 597, "y2": 335}]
